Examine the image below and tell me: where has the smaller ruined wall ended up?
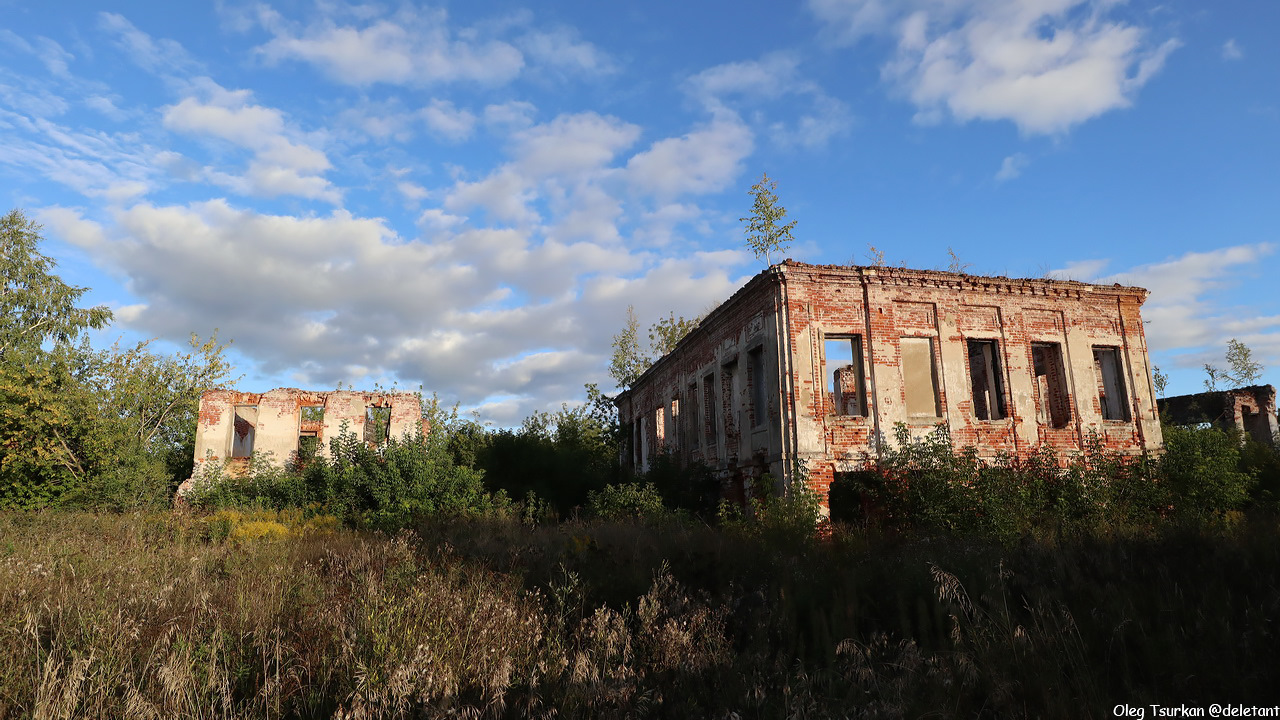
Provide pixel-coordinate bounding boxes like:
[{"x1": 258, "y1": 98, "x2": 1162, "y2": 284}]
[
  {"x1": 190, "y1": 388, "x2": 424, "y2": 476},
  {"x1": 1160, "y1": 385, "x2": 1279, "y2": 443}
]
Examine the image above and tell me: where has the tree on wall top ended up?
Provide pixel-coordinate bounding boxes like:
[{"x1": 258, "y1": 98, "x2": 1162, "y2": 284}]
[
  {"x1": 1204, "y1": 338, "x2": 1264, "y2": 391},
  {"x1": 740, "y1": 172, "x2": 796, "y2": 266}
]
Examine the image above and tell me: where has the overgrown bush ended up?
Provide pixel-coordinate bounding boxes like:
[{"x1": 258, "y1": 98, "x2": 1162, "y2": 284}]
[
  {"x1": 186, "y1": 428, "x2": 503, "y2": 531},
  {"x1": 837, "y1": 423, "x2": 1249, "y2": 543},
  {"x1": 585, "y1": 481, "x2": 667, "y2": 521}
]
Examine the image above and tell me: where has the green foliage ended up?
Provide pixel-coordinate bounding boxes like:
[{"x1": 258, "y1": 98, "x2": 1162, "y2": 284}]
[
  {"x1": 1160, "y1": 424, "x2": 1253, "y2": 518},
  {"x1": 838, "y1": 423, "x2": 1254, "y2": 542},
  {"x1": 1152, "y1": 364, "x2": 1169, "y2": 397},
  {"x1": 647, "y1": 311, "x2": 700, "y2": 357},
  {"x1": 0, "y1": 209, "x2": 111, "y2": 357},
  {"x1": 610, "y1": 308, "x2": 703, "y2": 390},
  {"x1": 473, "y1": 401, "x2": 619, "y2": 515},
  {"x1": 1204, "y1": 337, "x2": 1264, "y2": 391},
  {"x1": 739, "y1": 171, "x2": 796, "y2": 265},
  {"x1": 0, "y1": 209, "x2": 235, "y2": 510},
  {"x1": 608, "y1": 304, "x2": 649, "y2": 389},
  {"x1": 639, "y1": 450, "x2": 720, "y2": 519},
  {"x1": 586, "y1": 481, "x2": 667, "y2": 521},
  {"x1": 188, "y1": 426, "x2": 502, "y2": 531},
  {"x1": 719, "y1": 469, "x2": 822, "y2": 546}
]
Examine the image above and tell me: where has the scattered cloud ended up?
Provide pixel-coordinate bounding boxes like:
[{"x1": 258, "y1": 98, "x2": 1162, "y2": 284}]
[
  {"x1": 810, "y1": 0, "x2": 1180, "y2": 134},
  {"x1": 1222, "y1": 39, "x2": 1243, "y2": 61},
  {"x1": 98, "y1": 12, "x2": 200, "y2": 77},
  {"x1": 1099, "y1": 244, "x2": 1278, "y2": 360},
  {"x1": 626, "y1": 113, "x2": 754, "y2": 198},
  {"x1": 254, "y1": 6, "x2": 610, "y2": 88},
  {"x1": 53, "y1": 197, "x2": 745, "y2": 422},
  {"x1": 257, "y1": 6, "x2": 524, "y2": 86},
  {"x1": 685, "y1": 53, "x2": 852, "y2": 150},
  {"x1": 1045, "y1": 258, "x2": 1109, "y2": 281},
  {"x1": 995, "y1": 152, "x2": 1029, "y2": 182},
  {"x1": 162, "y1": 83, "x2": 339, "y2": 203},
  {"x1": 421, "y1": 99, "x2": 477, "y2": 143},
  {"x1": 516, "y1": 25, "x2": 615, "y2": 77}
]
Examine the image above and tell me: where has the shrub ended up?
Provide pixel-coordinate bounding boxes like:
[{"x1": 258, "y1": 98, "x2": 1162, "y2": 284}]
[
  {"x1": 586, "y1": 482, "x2": 667, "y2": 522},
  {"x1": 186, "y1": 427, "x2": 503, "y2": 531},
  {"x1": 1161, "y1": 424, "x2": 1253, "y2": 520}
]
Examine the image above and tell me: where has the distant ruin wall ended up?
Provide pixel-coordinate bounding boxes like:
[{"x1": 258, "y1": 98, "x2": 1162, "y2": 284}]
[{"x1": 181, "y1": 388, "x2": 425, "y2": 496}]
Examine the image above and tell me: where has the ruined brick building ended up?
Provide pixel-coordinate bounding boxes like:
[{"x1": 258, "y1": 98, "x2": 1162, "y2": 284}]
[
  {"x1": 1159, "y1": 385, "x2": 1278, "y2": 443},
  {"x1": 183, "y1": 389, "x2": 424, "y2": 491},
  {"x1": 615, "y1": 261, "x2": 1164, "y2": 507}
]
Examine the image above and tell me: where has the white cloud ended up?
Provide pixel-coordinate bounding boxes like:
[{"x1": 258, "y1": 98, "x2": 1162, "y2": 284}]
[
  {"x1": 686, "y1": 54, "x2": 852, "y2": 150},
  {"x1": 421, "y1": 99, "x2": 477, "y2": 143},
  {"x1": 811, "y1": 0, "x2": 1180, "y2": 135},
  {"x1": 1098, "y1": 244, "x2": 1278, "y2": 356},
  {"x1": 98, "y1": 12, "x2": 200, "y2": 76},
  {"x1": 626, "y1": 113, "x2": 755, "y2": 198},
  {"x1": 512, "y1": 112, "x2": 640, "y2": 178},
  {"x1": 256, "y1": 7, "x2": 525, "y2": 86},
  {"x1": 0, "y1": 108, "x2": 160, "y2": 200},
  {"x1": 444, "y1": 168, "x2": 537, "y2": 225},
  {"x1": 1222, "y1": 39, "x2": 1243, "y2": 61},
  {"x1": 484, "y1": 100, "x2": 538, "y2": 129},
  {"x1": 517, "y1": 26, "x2": 615, "y2": 76},
  {"x1": 66, "y1": 198, "x2": 749, "y2": 423},
  {"x1": 162, "y1": 84, "x2": 338, "y2": 203},
  {"x1": 995, "y1": 152, "x2": 1029, "y2": 181},
  {"x1": 684, "y1": 54, "x2": 804, "y2": 105},
  {"x1": 1045, "y1": 257, "x2": 1109, "y2": 281},
  {"x1": 769, "y1": 95, "x2": 853, "y2": 149}
]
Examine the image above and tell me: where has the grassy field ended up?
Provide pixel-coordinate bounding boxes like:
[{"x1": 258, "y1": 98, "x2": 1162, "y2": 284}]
[{"x1": 2, "y1": 510, "x2": 1278, "y2": 719}]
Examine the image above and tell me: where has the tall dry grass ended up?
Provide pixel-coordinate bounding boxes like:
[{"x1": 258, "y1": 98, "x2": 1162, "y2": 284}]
[{"x1": 3, "y1": 510, "x2": 1279, "y2": 718}]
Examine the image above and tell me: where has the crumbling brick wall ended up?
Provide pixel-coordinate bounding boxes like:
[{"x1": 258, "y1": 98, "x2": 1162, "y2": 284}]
[
  {"x1": 1160, "y1": 385, "x2": 1278, "y2": 443},
  {"x1": 617, "y1": 261, "x2": 1164, "y2": 512},
  {"x1": 182, "y1": 388, "x2": 425, "y2": 495}
]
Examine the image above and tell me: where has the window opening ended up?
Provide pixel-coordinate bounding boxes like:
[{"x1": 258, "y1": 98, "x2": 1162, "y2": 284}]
[
  {"x1": 364, "y1": 405, "x2": 392, "y2": 445},
  {"x1": 703, "y1": 372, "x2": 717, "y2": 449},
  {"x1": 301, "y1": 405, "x2": 325, "y2": 423},
  {"x1": 723, "y1": 360, "x2": 739, "y2": 436},
  {"x1": 1032, "y1": 343, "x2": 1071, "y2": 427},
  {"x1": 901, "y1": 337, "x2": 941, "y2": 418},
  {"x1": 688, "y1": 382, "x2": 700, "y2": 449},
  {"x1": 749, "y1": 347, "x2": 768, "y2": 428},
  {"x1": 1093, "y1": 347, "x2": 1130, "y2": 421},
  {"x1": 666, "y1": 396, "x2": 679, "y2": 450},
  {"x1": 824, "y1": 335, "x2": 866, "y2": 417},
  {"x1": 967, "y1": 339, "x2": 1007, "y2": 421},
  {"x1": 231, "y1": 405, "x2": 258, "y2": 458}
]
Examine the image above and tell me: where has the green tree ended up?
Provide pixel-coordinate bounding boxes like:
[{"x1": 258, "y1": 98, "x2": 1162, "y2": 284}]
[
  {"x1": 1152, "y1": 365, "x2": 1169, "y2": 398},
  {"x1": 1204, "y1": 338, "x2": 1264, "y2": 391},
  {"x1": 740, "y1": 171, "x2": 796, "y2": 266},
  {"x1": 0, "y1": 209, "x2": 237, "y2": 509},
  {"x1": 1, "y1": 209, "x2": 111, "y2": 357},
  {"x1": 648, "y1": 311, "x2": 701, "y2": 356},
  {"x1": 609, "y1": 304, "x2": 650, "y2": 389}
]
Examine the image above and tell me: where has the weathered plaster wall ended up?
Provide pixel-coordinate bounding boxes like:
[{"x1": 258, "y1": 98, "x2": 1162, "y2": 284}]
[
  {"x1": 618, "y1": 261, "x2": 1164, "y2": 511},
  {"x1": 779, "y1": 264, "x2": 1162, "y2": 501},
  {"x1": 189, "y1": 388, "x2": 424, "y2": 480}
]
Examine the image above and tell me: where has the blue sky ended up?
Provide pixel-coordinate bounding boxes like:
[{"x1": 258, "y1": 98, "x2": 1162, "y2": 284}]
[{"x1": 2, "y1": 0, "x2": 1277, "y2": 425}]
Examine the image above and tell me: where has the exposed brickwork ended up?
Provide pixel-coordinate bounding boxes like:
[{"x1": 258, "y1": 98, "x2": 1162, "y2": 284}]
[
  {"x1": 617, "y1": 261, "x2": 1164, "y2": 513},
  {"x1": 1159, "y1": 385, "x2": 1279, "y2": 443},
  {"x1": 180, "y1": 388, "x2": 425, "y2": 497}
]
